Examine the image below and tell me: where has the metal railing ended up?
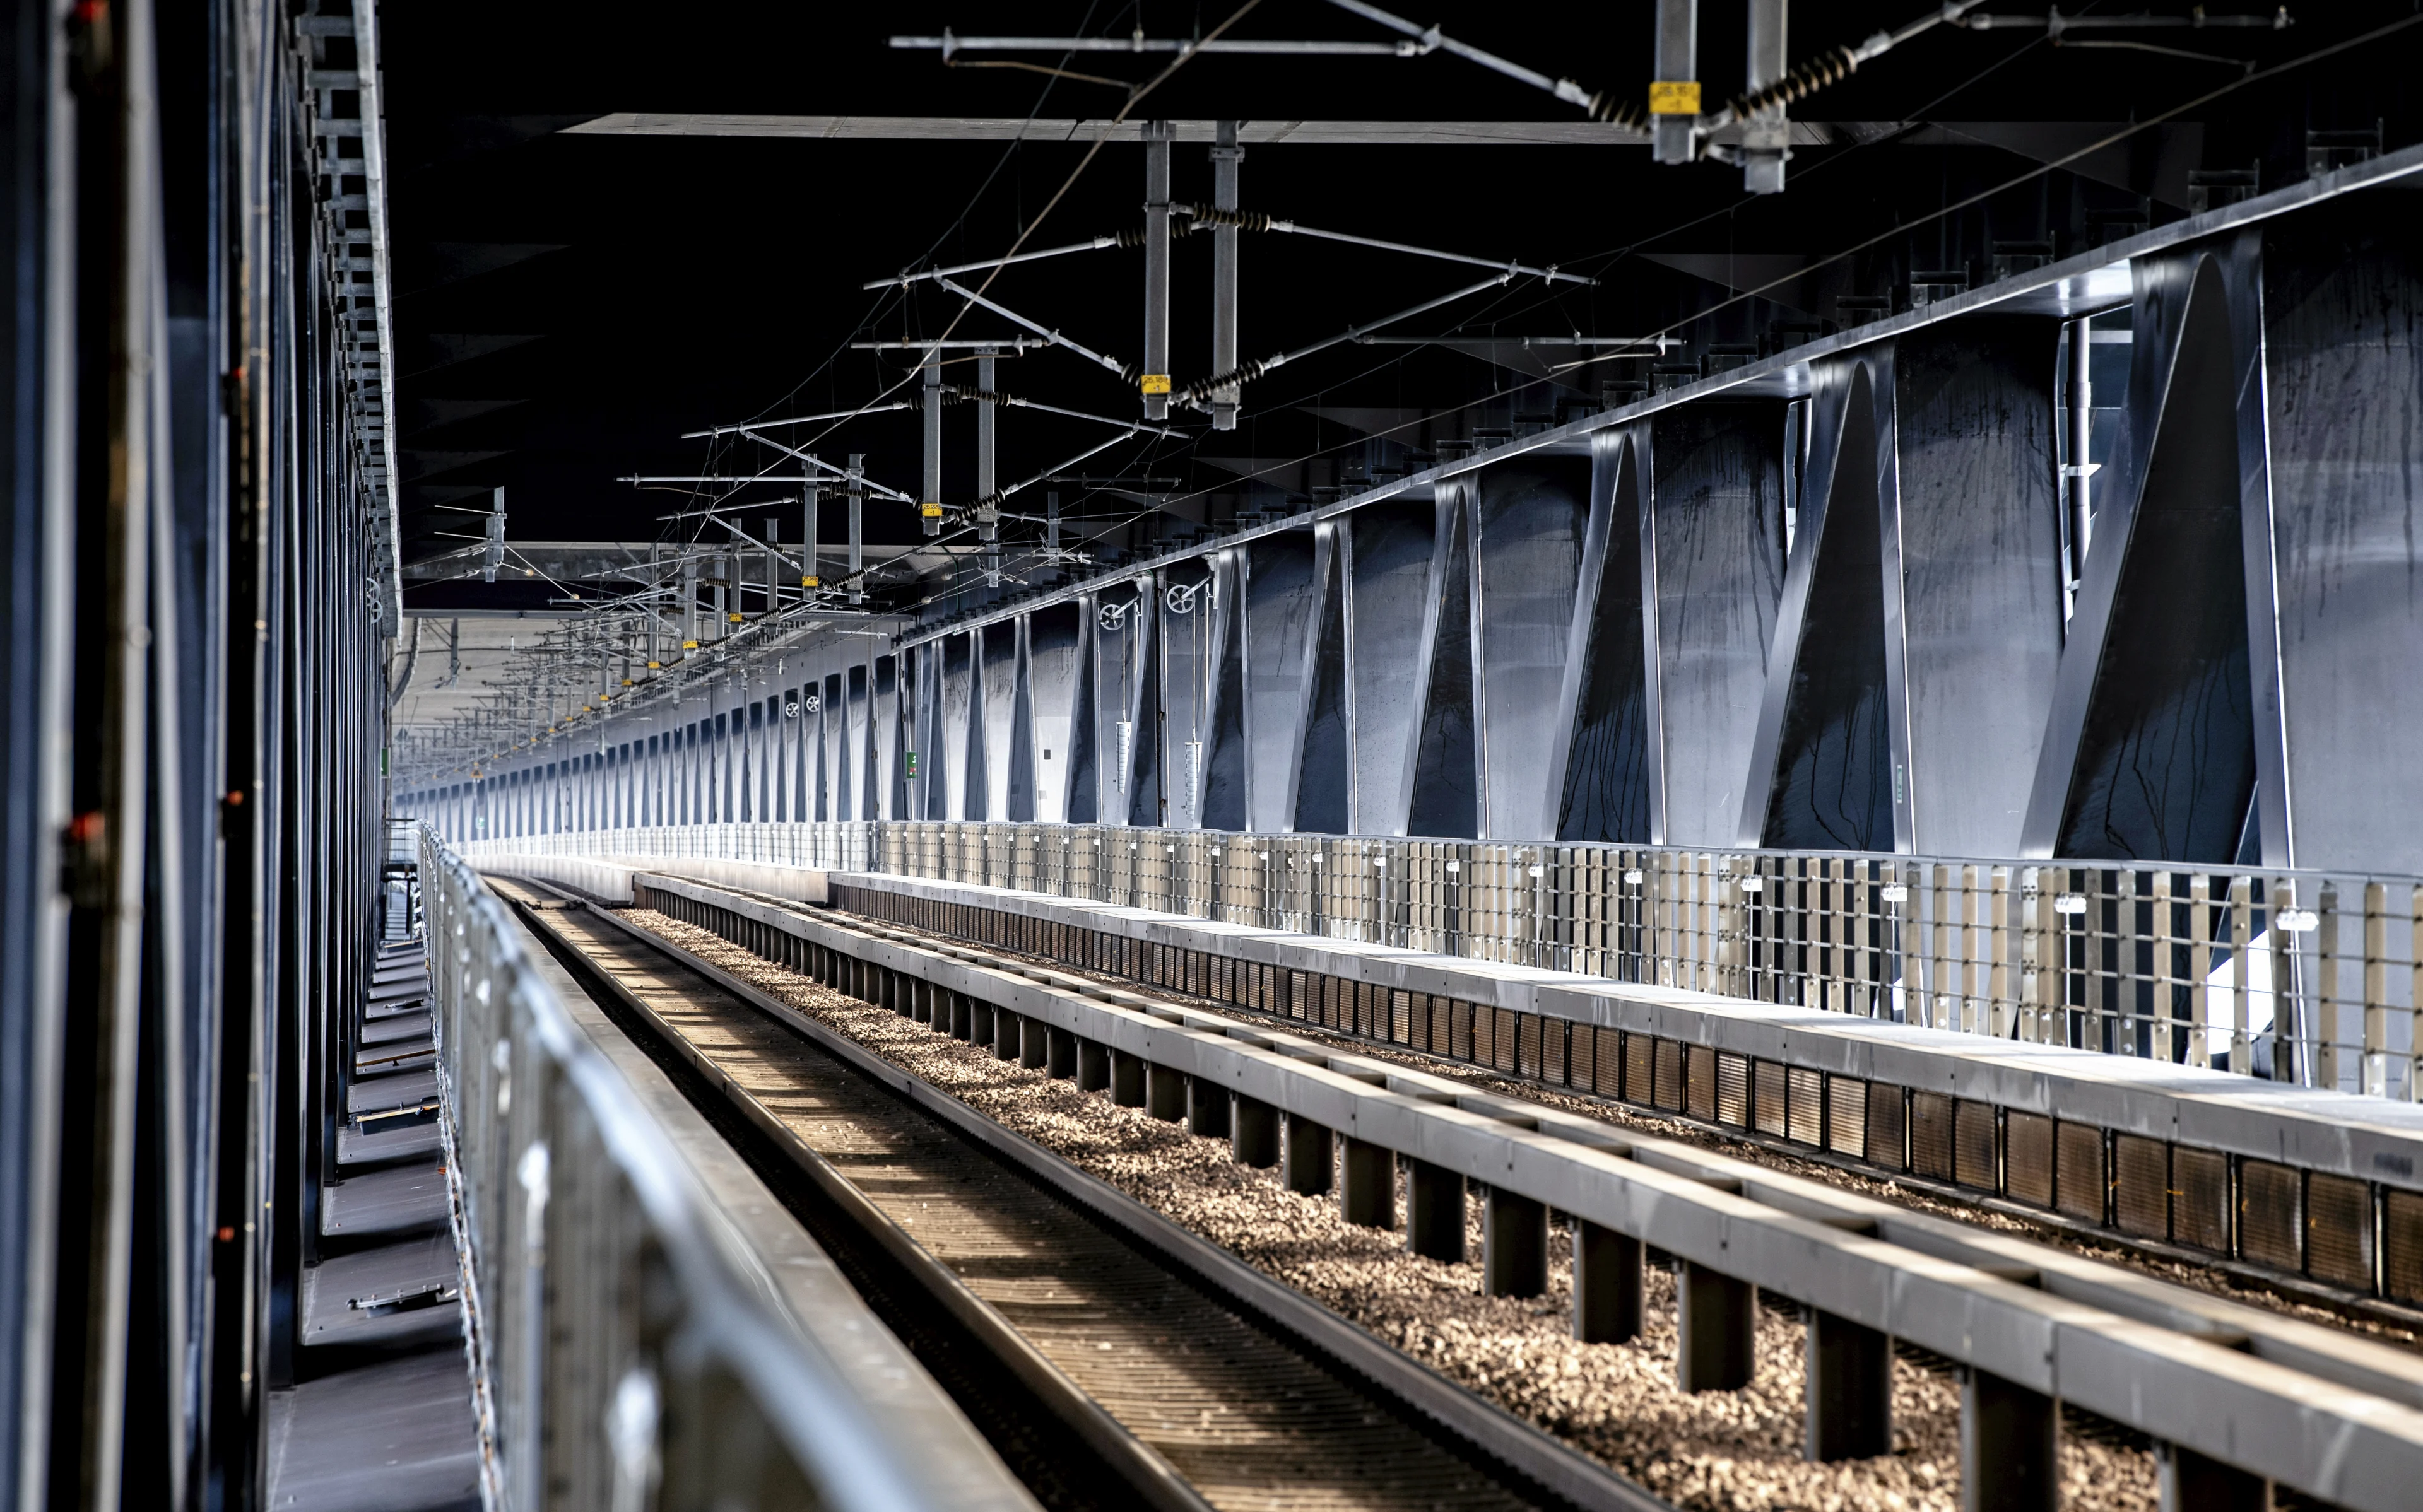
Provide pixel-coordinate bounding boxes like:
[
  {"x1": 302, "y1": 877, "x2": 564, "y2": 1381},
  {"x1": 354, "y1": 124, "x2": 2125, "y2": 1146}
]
[
  {"x1": 464, "y1": 821, "x2": 2423, "y2": 1102},
  {"x1": 416, "y1": 824, "x2": 943, "y2": 1511}
]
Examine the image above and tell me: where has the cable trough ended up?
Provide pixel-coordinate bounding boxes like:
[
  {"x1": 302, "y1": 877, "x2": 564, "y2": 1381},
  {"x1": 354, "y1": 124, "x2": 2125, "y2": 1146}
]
[
  {"x1": 495, "y1": 876, "x2": 1644, "y2": 1512},
  {"x1": 515, "y1": 863, "x2": 2423, "y2": 1512}
]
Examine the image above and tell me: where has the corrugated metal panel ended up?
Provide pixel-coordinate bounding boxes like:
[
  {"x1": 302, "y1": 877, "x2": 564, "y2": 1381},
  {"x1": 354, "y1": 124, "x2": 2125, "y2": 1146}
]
[
  {"x1": 1716, "y1": 1053, "x2": 1750, "y2": 1127},
  {"x1": 2386, "y1": 1188, "x2": 2423, "y2": 1306},
  {"x1": 2241, "y1": 1160, "x2": 2303, "y2": 1272},
  {"x1": 1911, "y1": 1092, "x2": 1955, "y2": 1181},
  {"x1": 1540, "y1": 1017, "x2": 1564, "y2": 1084},
  {"x1": 1471, "y1": 1004, "x2": 1495, "y2": 1066},
  {"x1": 1625, "y1": 1033, "x2": 1654, "y2": 1105},
  {"x1": 1496, "y1": 1007, "x2": 1522, "y2": 1074},
  {"x1": 1752, "y1": 1061, "x2": 1788, "y2": 1138},
  {"x1": 1954, "y1": 1101, "x2": 1999, "y2": 1191},
  {"x1": 2307, "y1": 1173, "x2": 2375, "y2": 1292},
  {"x1": 2172, "y1": 1146, "x2": 2230, "y2": 1254},
  {"x1": 1449, "y1": 1000, "x2": 1473, "y2": 1060},
  {"x1": 2005, "y1": 1113, "x2": 2053, "y2": 1207},
  {"x1": 1865, "y1": 1084, "x2": 1906, "y2": 1171},
  {"x1": 1685, "y1": 1045, "x2": 1717, "y2": 1121},
  {"x1": 1786, "y1": 1067, "x2": 1824, "y2": 1146},
  {"x1": 2056, "y1": 1122, "x2": 2106, "y2": 1223},
  {"x1": 1654, "y1": 1038, "x2": 1685, "y2": 1111},
  {"x1": 2113, "y1": 1135, "x2": 2169, "y2": 1239},
  {"x1": 1825, "y1": 1078, "x2": 1867, "y2": 1159},
  {"x1": 1391, "y1": 988, "x2": 1412, "y2": 1045}
]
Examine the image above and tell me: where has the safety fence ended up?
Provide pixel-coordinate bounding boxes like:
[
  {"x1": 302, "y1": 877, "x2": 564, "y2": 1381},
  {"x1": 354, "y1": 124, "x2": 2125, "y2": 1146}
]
[
  {"x1": 463, "y1": 821, "x2": 2423, "y2": 1101},
  {"x1": 416, "y1": 826, "x2": 946, "y2": 1510}
]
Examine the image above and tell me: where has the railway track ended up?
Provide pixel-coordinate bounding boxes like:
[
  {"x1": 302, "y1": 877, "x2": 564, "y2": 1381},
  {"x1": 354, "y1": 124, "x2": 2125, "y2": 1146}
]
[{"x1": 493, "y1": 876, "x2": 1650, "y2": 1512}]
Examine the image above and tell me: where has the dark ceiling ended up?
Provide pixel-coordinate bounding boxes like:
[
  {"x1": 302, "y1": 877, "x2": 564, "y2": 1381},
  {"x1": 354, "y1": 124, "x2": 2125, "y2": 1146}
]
[{"x1": 379, "y1": 1, "x2": 2418, "y2": 615}]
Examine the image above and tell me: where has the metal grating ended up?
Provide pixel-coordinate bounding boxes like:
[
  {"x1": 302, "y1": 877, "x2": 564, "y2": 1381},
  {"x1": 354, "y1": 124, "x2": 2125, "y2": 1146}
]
[
  {"x1": 2005, "y1": 1111, "x2": 2054, "y2": 1207},
  {"x1": 1540, "y1": 1017, "x2": 1563, "y2": 1083},
  {"x1": 1865, "y1": 1084, "x2": 1906, "y2": 1171},
  {"x1": 1715, "y1": 1053, "x2": 1749, "y2": 1127},
  {"x1": 2386, "y1": 1188, "x2": 2423, "y2": 1306},
  {"x1": 1509, "y1": 1011, "x2": 1534, "y2": 1076},
  {"x1": 1685, "y1": 1045, "x2": 1716, "y2": 1121},
  {"x1": 1825, "y1": 1078, "x2": 1866, "y2": 1159},
  {"x1": 1911, "y1": 1092, "x2": 1956, "y2": 1182},
  {"x1": 1625, "y1": 1034, "x2": 1654, "y2": 1105},
  {"x1": 2113, "y1": 1135, "x2": 2170, "y2": 1239},
  {"x1": 2240, "y1": 1160, "x2": 2304, "y2": 1273},
  {"x1": 2056, "y1": 1122, "x2": 2106, "y2": 1223},
  {"x1": 1786, "y1": 1067, "x2": 1824, "y2": 1146},
  {"x1": 1954, "y1": 1101, "x2": 1999, "y2": 1191},
  {"x1": 1654, "y1": 1038, "x2": 1685, "y2": 1111},
  {"x1": 1471, "y1": 1004, "x2": 1495, "y2": 1067},
  {"x1": 2306, "y1": 1172, "x2": 2374, "y2": 1291},
  {"x1": 1752, "y1": 1061, "x2": 1788, "y2": 1138},
  {"x1": 1593, "y1": 1028, "x2": 1624, "y2": 1096},
  {"x1": 1449, "y1": 1000, "x2": 1473, "y2": 1060},
  {"x1": 2172, "y1": 1146, "x2": 2231, "y2": 1254}
]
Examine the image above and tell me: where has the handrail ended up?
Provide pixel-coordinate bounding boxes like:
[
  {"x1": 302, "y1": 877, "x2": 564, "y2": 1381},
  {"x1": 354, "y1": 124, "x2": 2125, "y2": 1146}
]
[{"x1": 415, "y1": 824, "x2": 946, "y2": 1511}]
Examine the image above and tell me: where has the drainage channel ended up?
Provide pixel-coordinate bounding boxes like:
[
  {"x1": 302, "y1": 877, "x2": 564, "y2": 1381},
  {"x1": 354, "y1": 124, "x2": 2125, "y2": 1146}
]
[{"x1": 494, "y1": 877, "x2": 1645, "y2": 1512}]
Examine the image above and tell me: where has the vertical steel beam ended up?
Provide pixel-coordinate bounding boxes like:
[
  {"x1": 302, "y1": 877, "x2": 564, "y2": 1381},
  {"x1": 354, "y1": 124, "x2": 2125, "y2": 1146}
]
[
  {"x1": 1210, "y1": 120, "x2": 1241, "y2": 430},
  {"x1": 920, "y1": 361, "x2": 942, "y2": 535},
  {"x1": 847, "y1": 454, "x2": 866, "y2": 604},
  {"x1": 1141, "y1": 121, "x2": 1172, "y2": 420},
  {"x1": 2066, "y1": 315, "x2": 2094, "y2": 591},
  {"x1": 1805, "y1": 1309, "x2": 1892, "y2": 1460},
  {"x1": 1677, "y1": 1261, "x2": 1754, "y2": 1391},
  {"x1": 1742, "y1": 0, "x2": 1788, "y2": 194},
  {"x1": 1572, "y1": 1221, "x2": 1642, "y2": 1342},
  {"x1": 1653, "y1": 0, "x2": 1699, "y2": 165},
  {"x1": 802, "y1": 470, "x2": 820, "y2": 590}
]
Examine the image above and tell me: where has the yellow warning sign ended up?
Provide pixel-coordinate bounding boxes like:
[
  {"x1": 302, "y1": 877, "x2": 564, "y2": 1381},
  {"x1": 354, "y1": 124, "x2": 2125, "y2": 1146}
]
[
  {"x1": 1140, "y1": 373, "x2": 1172, "y2": 395},
  {"x1": 802, "y1": 574, "x2": 819, "y2": 588},
  {"x1": 921, "y1": 503, "x2": 945, "y2": 517},
  {"x1": 1648, "y1": 79, "x2": 1701, "y2": 115}
]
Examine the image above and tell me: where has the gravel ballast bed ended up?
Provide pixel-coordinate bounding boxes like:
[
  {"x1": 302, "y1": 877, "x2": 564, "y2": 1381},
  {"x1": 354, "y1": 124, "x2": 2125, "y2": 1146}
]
[{"x1": 623, "y1": 906, "x2": 2158, "y2": 1512}]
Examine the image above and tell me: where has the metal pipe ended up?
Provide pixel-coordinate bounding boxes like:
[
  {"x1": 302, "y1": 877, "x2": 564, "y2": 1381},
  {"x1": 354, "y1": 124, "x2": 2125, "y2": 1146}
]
[
  {"x1": 1143, "y1": 121, "x2": 1173, "y2": 419},
  {"x1": 1653, "y1": 0, "x2": 1699, "y2": 165},
  {"x1": 1743, "y1": 0, "x2": 1789, "y2": 194},
  {"x1": 680, "y1": 402, "x2": 912, "y2": 439},
  {"x1": 1181, "y1": 206, "x2": 1593, "y2": 285},
  {"x1": 921, "y1": 361, "x2": 943, "y2": 536},
  {"x1": 1210, "y1": 121, "x2": 1242, "y2": 431},
  {"x1": 862, "y1": 237, "x2": 1121, "y2": 290},
  {"x1": 1316, "y1": 1, "x2": 1622, "y2": 118},
  {"x1": 803, "y1": 470, "x2": 820, "y2": 589},
  {"x1": 896, "y1": 32, "x2": 1427, "y2": 55},
  {"x1": 931, "y1": 276, "x2": 1131, "y2": 377},
  {"x1": 848, "y1": 454, "x2": 866, "y2": 602},
  {"x1": 976, "y1": 350, "x2": 998, "y2": 542},
  {"x1": 2067, "y1": 314, "x2": 2094, "y2": 592}
]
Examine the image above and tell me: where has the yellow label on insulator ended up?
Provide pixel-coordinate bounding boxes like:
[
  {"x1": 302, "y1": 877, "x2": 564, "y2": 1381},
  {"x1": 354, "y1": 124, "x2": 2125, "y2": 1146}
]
[
  {"x1": 621, "y1": 678, "x2": 634, "y2": 686},
  {"x1": 728, "y1": 612, "x2": 743, "y2": 623},
  {"x1": 1140, "y1": 373, "x2": 1172, "y2": 394},
  {"x1": 681, "y1": 640, "x2": 698, "y2": 650},
  {"x1": 802, "y1": 575, "x2": 818, "y2": 587},
  {"x1": 1648, "y1": 80, "x2": 1701, "y2": 115},
  {"x1": 920, "y1": 503, "x2": 944, "y2": 517},
  {"x1": 646, "y1": 660, "x2": 661, "y2": 669}
]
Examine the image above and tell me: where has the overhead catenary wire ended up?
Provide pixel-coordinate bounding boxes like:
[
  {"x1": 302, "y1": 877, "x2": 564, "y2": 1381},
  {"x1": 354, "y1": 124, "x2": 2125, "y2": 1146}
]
[
  {"x1": 1177, "y1": 268, "x2": 1517, "y2": 405},
  {"x1": 1176, "y1": 204, "x2": 1592, "y2": 284}
]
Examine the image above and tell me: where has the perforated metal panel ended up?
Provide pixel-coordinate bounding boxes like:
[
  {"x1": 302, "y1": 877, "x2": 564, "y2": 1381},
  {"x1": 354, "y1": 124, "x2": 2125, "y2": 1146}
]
[
  {"x1": 2172, "y1": 1146, "x2": 2230, "y2": 1254},
  {"x1": 1538, "y1": 1017, "x2": 1562, "y2": 1084},
  {"x1": 1865, "y1": 1084, "x2": 1906, "y2": 1170},
  {"x1": 1471, "y1": 1004, "x2": 1495, "y2": 1067},
  {"x1": 2113, "y1": 1135, "x2": 2169, "y2": 1239},
  {"x1": 1752, "y1": 1061, "x2": 1788, "y2": 1138},
  {"x1": 1825, "y1": 1079, "x2": 1866, "y2": 1159},
  {"x1": 1911, "y1": 1092, "x2": 1955, "y2": 1181},
  {"x1": 2307, "y1": 1173, "x2": 2375, "y2": 1291},
  {"x1": 1786, "y1": 1067, "x2": 1824, "y2": 1146},
  {"x1": 2056, "y1": 1122, "x2": 2106, "y2": 1222},
  {"x1": 2386, "y1": 1188, "x2": 2423, "y2": 1306},
  {"x1": 1496, "y1": 1008, "x2": 1522, "y2": 1074},
  {"x1": 2241, "y1": 1160, "x2": 2304, "y2": 1272},
  {"x1": 1449, "y1": 1001, "x2": 1473, "y2": 1060},
  {"x1": 2005, "y1": 1112, "x2": 2054, "y2": 1207},
  {"x1": 1685, "y1": 1045, "x2": 1717, "y2": 1121},
  {"x1": 1716, "y1": 1053, "x2": 1749, "y2": 1127},
  {"x1": 1954, "y1": 1101, "x2": 1998, "y2": 1191},
  {"x1": 1654, "y1": 1038, "x2": 1685, "y2": 1111},
  {"x1": 1625, "y1": 1033, "x2": 1654, "y2": 1105}
]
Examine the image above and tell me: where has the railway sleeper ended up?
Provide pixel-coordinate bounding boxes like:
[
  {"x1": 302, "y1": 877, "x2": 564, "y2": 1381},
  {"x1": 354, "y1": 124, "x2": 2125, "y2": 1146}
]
[{"x1": 625, "y1": 876, "x2": 2415, "y2": 1512}]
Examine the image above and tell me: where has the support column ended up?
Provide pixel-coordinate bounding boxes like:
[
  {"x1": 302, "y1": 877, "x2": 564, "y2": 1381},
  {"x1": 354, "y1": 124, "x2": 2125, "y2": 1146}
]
[
  {"x1": 1960, "y1": 1370, "x2": 2058, "y2": 1512},
  {"x1": 1078, "y1": 1038, "x2": 1110, "y2": 1091},
  {"x1": 950, "y1": 992, "x2": 972, "y2": 1041},
  {"x1": 1651, "y1": 0, "x2": 1698, "y2": 166},
  {"x1": 1805, "y1": 1311, "x2": 1892, "y2": 1461},
  {"x1": 1408, "y1": 1161, "x2": 1465, "y2": 1263},
  {"x1": 1677, "y1": 1261, "x2": 1754, "y2": 1392},
  {"x1": 1141, "y1": 120, "x2": 1172, "y2": 420},
  {"x1": 1111, "y1": 1048, "x2": 1146, "y2": 1106},
  {"x1": 1188, "y1": 1079, "x2": 1231, "y2": 1137},
  {"x1": 1232, "y1": 1095, "x2": 1278, "y2": 1168},
  {"x1": 920, "y1": 364, "x2": 942, "y2": 536},
  {"x1": 969, "y1": 997, "x2": 994, "y2": 1046},
  {"x1": 1022, "y1": 1017, "x2": 1049, "y2": 1069},
  {"x1": 1341, "y1": 1138, "x2": 1394, "y2": 1229},
  {"x1": 1483, "y1": 1188, "x2": 1547, "y2": 1299},
  {"x1": 1147, "y1": 1064, "x2": 1187, "y2": 1122},
  {"x1": 1208, "y1": 120, "x2": 1241, "y2": 431},
  {"x1": 994, "y1": 1009, "x2": 1020, "y2": 1061},
  {"x1": 1284, "y1": 1115, "x2": 1332, "y2": 1196},
  {"x1": 1573, "y1": 1221, "x2": 1642, "y2": 1343},
  {"x1": 1050, "y1": 1025, "x2": 1079, "y2": 1079},
  {"x1": 2157, "y1": 1445, "x2": 2266, "y2": 1512}
]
